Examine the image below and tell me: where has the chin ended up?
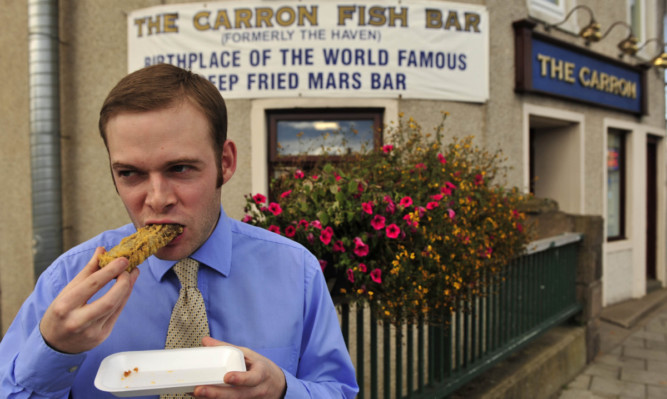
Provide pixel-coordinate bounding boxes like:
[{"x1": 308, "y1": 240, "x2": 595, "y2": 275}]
[{"x1": 155, "y1": 246, "x2": 188, "y2": 261}]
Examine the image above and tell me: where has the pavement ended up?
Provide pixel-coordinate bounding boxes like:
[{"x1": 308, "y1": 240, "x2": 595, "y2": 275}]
[{"x1": 557, "y1": 288, "x2": 667, "y2": 399}]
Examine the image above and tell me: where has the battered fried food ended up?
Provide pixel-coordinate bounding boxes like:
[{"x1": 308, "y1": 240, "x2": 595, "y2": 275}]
[{"x1": 98, "y1": 224, "x2": 183, "y2": 272}]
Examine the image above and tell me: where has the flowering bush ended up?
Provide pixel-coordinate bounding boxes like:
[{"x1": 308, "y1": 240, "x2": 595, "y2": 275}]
[{"x1": 243, "y1": 113, "x2": 531, "y2": 324}]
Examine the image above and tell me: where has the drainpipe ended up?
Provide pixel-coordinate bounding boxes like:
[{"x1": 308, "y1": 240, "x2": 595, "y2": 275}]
[{"x1": 28, "y1": 0, "x2": 62, "y2": 278}]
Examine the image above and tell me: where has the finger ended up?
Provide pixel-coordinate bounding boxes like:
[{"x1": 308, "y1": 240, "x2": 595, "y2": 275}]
[
  {"x1": 52, "y1": 255, "x2": 130, "y2": 315},
  {"x1": 224, "y1": 369, "x2": 262, "y2": 388},
  {"x1": 69, "y1": 247, "x2": 107, "y2": 286},
  {"x1": 77, "y1": 266, "x2": 135, "y2": 326},
  {"x1": 202, "y1": 336, "x2": 226, "y2": 347},
  {"x1": 99, "y1": 268, "x2": 140, "y2": 332}
]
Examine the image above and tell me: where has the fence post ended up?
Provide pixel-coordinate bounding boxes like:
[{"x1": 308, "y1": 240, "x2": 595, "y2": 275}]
[{"x1": 573, "y1": 215, "x2": 604, "y2": 363}]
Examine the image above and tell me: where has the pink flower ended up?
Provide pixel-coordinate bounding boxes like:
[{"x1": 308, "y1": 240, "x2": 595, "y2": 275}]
[
  {"x1": 242, "y1": 214, "x2": 253, "y2": 223},
  {"x1": 353, "y1": 237, "x2": 369, "y2": 257},
  {"x1": 382, "y1": 144, "x2": 394, "y2": 153},
  {"x1": 268, "y1": 225, "x2": 280, "y2": 235},
  {"x1": 478, "y1": 247, "x2": 493, "y2": 258},
  {"x1": 416, "y1": 206, "x2": 427, "y2": 217},
  {"x1": 357, "y1": 182, "x2": 364, "y2": 193},
  {"x1": 285, "y1": 225, "x2": 296, "y2": 237},
  {"x1": 333, "y1": 240, "x2": 346, "y2": 252},
  {"x1": 294, "y1": 169, "x2": 305, "y2": 179},
  {"x1": 370, "y1": 268, "x2": 382, "y2": 284},
  {"x1": 358, "y1": 263, "x2": 368, "y2": 273},
  {"x1": 268, "y1": 202, "x2": 282, "y2": 216},
  {"x1": 307, "y1": 233, "x2": 315, "y2": 243},
  {"x1": 403, "y1": 214, "x2": 416, "y2": 227},
  {"x1": 384, "y1": 195, "x2": 396, "y2": 214},
  {"x1": 437, "y1": 153, "x2": 447, "y2": 164},
  {"x1": 441, "y1": 182, "x2": 457, "y2": 196},
  {"x1": 426, "y1": 201, "x2": 439, "y2": 210},
  {"x1": 415, "y1": 163, "x2": 426, "y2": 170},
  {"x1": 346, "y1": 268, "x2": 355, "y2": 283},
  {"x1": 431, "y1": 194, "x2": 443, "y2": 201},
  {"x1": 362, "y1": 201, "x2": 373, "y2": 215},
  {"x1": 319, "y1": 259, "x2": 327, "y2": 271},
  {"x1": 370, "y1": 215, "x2": 386, "y2": 230},
  {"x1": 386, "y1": 224, "x2": 400, "y2": 239},
  {"x1": 447, "y1": 208, "x2": 456, "y2": 219},
  {"x1": 512, "y1": 209, "x2": 520, "y2": 219},
  {"x1": 253, "y1": 193, "x2": 266, "y2": 204},
  {"x1": 319, "y1": 226, "x2": 334, "y2": 245},
  {"x1": 311, "y1": 175, "x2": 319, "y2": 180},
  {"x1": 399, "y1": 196, "x2": 413, "y2": 207},
  {"x1": 280, "y1": 190, "x2": 292, "y2": 198},
  {"x1": 310, "y1": 220, "x2": 322, "y2": 230},
  {"x1": 334, "y1": 173, "x2": 342, "y2": 181},
  {"x1": 298, "y1": 219, "x2": 309, "y2": 229},
  {"x1": 474, "y1": 174, "x2": 484, "y2": 186}
]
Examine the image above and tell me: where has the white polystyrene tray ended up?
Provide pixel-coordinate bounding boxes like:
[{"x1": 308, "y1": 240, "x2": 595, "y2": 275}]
[{"x1": 94, "y1": 346, "x2": 246, "y2": 397}]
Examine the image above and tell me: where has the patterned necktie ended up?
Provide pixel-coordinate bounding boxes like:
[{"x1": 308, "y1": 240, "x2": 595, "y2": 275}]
[
  {"x1": 161, "y1": 258, "x2": 211, "y2": 399},
  {"x1": 164, "y1": 258, "x2": 210, "y2": 349}
]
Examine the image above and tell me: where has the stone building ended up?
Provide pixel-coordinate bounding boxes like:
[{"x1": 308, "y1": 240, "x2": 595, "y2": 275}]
[{"x1": 1, "y1": 0, "x2": 665, "y2": 339}]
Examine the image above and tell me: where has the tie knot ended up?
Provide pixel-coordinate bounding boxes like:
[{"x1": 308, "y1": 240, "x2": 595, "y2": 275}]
[{"x1": 172, "y1": 258, "x2": 199, "y2": 288}]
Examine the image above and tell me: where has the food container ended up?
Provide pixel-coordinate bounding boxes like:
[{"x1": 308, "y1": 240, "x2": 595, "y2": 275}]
[{"x1": 94, "y1": 346, "x2": 246, "y2": 397}]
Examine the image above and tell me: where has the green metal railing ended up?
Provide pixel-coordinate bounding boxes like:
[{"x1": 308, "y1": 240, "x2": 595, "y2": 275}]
[{"x1": 338, "y1": 233, "x2": 583, "y2": 398}]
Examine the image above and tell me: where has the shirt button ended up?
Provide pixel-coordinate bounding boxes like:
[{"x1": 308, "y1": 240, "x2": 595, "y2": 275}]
[{"x1": 68, "y1": 366, "x2": 79, "y2": 373}]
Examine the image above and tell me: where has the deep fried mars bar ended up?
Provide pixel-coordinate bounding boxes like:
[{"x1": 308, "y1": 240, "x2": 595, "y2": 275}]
[{"x1": 98, "y1": 224, "x2": 183, "y2": 272}]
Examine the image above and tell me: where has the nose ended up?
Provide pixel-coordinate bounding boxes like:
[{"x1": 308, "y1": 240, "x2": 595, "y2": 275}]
[{"x1": 145, "y1": 174, "x2": 176, "y2": 213}]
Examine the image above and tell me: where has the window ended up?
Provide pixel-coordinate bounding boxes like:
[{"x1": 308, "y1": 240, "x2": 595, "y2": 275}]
[
  {"x1": 607, "y1": 129, "x2": 627, "y2": 240},
  {"x1": 530, "y1": 0, "x2": 565, "y2": 15},
  {"x1": 266, "y1": 108, "x2": 383, "y2": 181},
  {"x1": 628, "y1": 0, "x2": 645, "y2": 42},
  {"x1": 528, "y1": 0, "x2": 568, "y2": 24}
]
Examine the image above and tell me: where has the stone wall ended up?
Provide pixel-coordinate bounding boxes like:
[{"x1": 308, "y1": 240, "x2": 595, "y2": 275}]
[{"x1": 523, "y1": 197, "x2": 604, "y2": 363}]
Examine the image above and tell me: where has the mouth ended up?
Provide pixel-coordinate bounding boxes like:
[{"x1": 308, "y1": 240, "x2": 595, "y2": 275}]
[{"x1": 145, "y1": 222, "x2": 184, "y2": 245}]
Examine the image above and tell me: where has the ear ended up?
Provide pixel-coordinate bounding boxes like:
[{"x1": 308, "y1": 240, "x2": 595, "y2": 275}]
[{"x1": 221, "y1": 140, "x2": 237, "y2": 184}]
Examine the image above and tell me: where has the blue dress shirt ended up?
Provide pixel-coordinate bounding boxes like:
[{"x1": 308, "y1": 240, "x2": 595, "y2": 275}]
[{"x1": 0, "y1": 206, "x2": 358, "y2": 398}]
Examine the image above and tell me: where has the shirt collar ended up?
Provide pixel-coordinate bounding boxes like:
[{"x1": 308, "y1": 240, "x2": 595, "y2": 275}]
[{"x1": 147, "y1": 205, "x2": 232, "y2": 281}]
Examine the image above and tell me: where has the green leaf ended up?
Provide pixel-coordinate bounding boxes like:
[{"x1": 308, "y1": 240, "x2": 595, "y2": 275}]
[{"x1": 317, "y1": 210, "x2": 330, "y2": 226}]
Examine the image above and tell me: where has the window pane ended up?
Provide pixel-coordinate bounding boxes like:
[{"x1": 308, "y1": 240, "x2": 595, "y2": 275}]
[
  {"x1": 607, "y1": 133, "x2": 622, "y2": 238},
  {"x1": 276, "y1": 119, "x2": 375, "y2": 156},
  {"x1": 630, "y1": 0, "x2": 642, "y2": 40}
]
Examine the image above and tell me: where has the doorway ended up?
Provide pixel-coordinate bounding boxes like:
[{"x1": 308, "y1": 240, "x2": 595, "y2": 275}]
[{"x1": 646, "y1": 136, "x2": 659, "y2": 292}]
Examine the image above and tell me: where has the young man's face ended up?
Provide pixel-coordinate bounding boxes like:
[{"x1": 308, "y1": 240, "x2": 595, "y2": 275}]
[{"x1": 105, "y1": 100, "x2": 235, "y2": 261}]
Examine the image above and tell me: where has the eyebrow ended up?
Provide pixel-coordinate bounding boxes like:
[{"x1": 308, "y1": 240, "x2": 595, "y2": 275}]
[{"x1": 111, "y1": 158, "x2": 204, "y2": 171}]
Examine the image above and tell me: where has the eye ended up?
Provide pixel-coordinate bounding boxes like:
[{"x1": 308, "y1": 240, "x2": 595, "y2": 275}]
[
  {"x1": 170, "y1": 164, "x2": 192, "y2": 173},
  {"x1": 117, "y1": 169, "x2": 136, "y2": 178},
  {"x1": 113, "y1": 167, "x2": 145, "y2": 185}
]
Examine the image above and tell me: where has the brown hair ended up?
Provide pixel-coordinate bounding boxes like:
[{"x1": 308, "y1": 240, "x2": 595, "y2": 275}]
[{"x1": 99, "y1": 64, "x2": 228, "y2": 186}]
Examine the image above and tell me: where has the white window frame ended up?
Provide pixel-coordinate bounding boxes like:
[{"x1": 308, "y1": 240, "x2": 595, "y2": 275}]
[
  {"x1": 628, "y1": 0, "x2": 646, "y2": 43},
  {"x1": 528, "y1": 0, "x2": 578, "y2": 33}
]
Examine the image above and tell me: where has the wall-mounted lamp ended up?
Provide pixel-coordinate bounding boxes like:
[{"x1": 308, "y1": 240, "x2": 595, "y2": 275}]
[
  {"x1": 636, "y1": 38, "x2": 667, "y2": 68},
  {"x1": 599, "y1": 21, "x2": 639, "y2": 57},
  {"x1": 544, "y1": 5, "x2": 601, "y2": 45}
]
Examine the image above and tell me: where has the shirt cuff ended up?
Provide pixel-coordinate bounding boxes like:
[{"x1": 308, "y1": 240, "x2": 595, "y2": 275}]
[
  {"x1": 14, "y1": 327, "x2": 87, "y2": 394},
  {"x1": 282, "y1": 368, "x2": 308, "y2": 398}
]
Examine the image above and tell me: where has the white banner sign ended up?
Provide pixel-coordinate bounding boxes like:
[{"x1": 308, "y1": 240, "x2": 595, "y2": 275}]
[{"x1": 128, "y1": 1, "x2": 488, "y2": 102}]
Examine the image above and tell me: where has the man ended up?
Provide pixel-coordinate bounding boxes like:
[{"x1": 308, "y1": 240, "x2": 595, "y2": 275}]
[{"x1": 0, "y1": 64, "x2": 358, "y2": 398}]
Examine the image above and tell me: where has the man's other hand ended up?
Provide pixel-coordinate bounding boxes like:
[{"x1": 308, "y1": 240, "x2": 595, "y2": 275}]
[{"x1": 193, "y1": 336, "x2": 287, "y2": 399}]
